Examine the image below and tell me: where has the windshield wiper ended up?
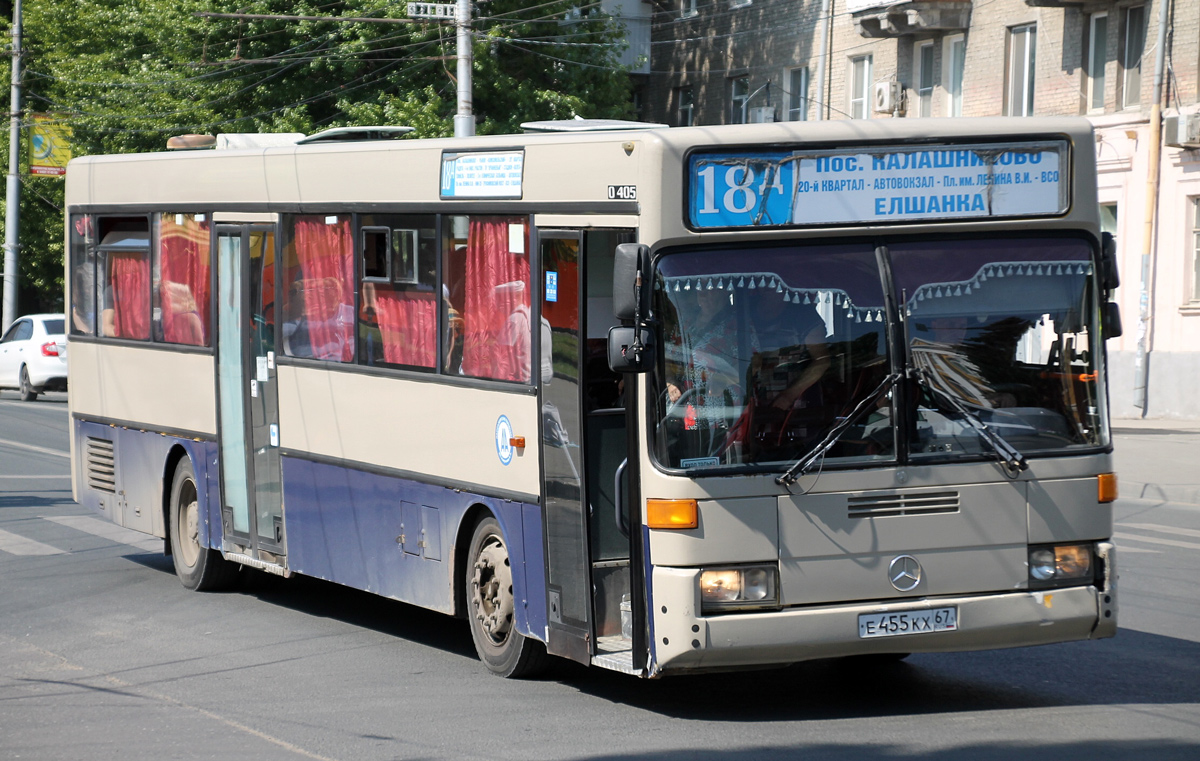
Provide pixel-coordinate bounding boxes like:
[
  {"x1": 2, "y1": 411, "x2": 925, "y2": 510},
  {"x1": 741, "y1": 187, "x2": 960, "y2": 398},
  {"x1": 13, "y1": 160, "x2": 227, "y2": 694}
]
[
  {"x1": 777, "y1": 373, "x2": 901, "y2": 486},
  {"x1": 911, "y1": 367, "x2": 1028, "y2": 474}
]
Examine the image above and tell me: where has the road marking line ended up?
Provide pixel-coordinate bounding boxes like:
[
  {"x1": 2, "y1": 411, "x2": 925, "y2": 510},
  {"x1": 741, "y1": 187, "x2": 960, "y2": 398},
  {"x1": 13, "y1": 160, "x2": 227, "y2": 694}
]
[
  {"x1": 0, "y1": 437, "x2": 70, "y2": 459},
  {"x1": 1114, "y1": 532, "x2": 1200, "y2": 551},
  {"x1": 1115, "y1": 545, "x2": 1161, "y2": 554},
  {"x1": 0, "y1": 527, "x2": 66, "y2": 555},
  {"x1": 1120, "y1": 522, "x2": 1200, "y2": 540},
  {"x1": 43, "y1": 515, "x2": 162, "y2": 553},
  {"x1": 0, "y1": 635, "x2": 341, "y2": 761}
]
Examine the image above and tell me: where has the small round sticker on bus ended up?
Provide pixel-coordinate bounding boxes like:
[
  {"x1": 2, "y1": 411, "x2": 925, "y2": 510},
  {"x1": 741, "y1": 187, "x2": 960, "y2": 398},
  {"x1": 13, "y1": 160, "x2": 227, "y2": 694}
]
[{"x1": 495, "y1": 415, "x2": 514, "y2": 466}]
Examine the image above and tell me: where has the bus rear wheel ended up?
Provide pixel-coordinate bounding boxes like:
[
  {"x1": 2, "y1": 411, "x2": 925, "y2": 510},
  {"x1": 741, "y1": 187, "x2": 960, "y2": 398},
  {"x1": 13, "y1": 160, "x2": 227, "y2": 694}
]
[
  {"x1": 466, "y1": 516, "x2": 549, "y2": 678},
  {"x1": 168, "y1": 457, "x2": 239, "y2": 591}
]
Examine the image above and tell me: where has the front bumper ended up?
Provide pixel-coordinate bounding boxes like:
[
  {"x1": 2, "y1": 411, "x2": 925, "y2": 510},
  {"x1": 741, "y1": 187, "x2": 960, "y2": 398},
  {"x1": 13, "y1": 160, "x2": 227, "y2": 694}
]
[{"x1": 649, "y1": 542, "x2": 1117, "y2": 674}]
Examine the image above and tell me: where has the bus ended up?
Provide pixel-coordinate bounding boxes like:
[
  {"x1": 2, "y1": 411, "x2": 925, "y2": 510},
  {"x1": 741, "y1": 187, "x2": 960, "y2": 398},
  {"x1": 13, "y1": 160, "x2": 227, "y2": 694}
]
[{"x1": 65, "y1": 117, "x2": 1121, "y2": 678}]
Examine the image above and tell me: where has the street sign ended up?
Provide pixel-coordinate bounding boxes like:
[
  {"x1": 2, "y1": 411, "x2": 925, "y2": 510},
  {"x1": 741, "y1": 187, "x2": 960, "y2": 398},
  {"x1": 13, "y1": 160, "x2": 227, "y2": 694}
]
[{"x1": 408, "y1": 2, "x2": 456, "y2": 19}]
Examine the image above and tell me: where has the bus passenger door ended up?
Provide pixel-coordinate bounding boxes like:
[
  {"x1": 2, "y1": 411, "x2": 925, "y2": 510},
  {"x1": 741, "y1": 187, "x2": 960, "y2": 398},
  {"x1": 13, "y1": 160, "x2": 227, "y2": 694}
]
[
  {"x1": 215, "y1": 225, "x2": 285, "y2": 567},
  {"x1": 539, "y1": 229, "x2": 633, "y2": 668}
]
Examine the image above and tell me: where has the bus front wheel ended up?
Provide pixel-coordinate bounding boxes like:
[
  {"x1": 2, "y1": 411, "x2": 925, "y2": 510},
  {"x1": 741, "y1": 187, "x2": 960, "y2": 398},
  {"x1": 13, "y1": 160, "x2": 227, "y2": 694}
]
[
  {"x1": 168, "y1": 457, "x2": 239, "y2": 591},
  {"x1": 466, "y1": 516, "x2": 549, "y2": 678}
]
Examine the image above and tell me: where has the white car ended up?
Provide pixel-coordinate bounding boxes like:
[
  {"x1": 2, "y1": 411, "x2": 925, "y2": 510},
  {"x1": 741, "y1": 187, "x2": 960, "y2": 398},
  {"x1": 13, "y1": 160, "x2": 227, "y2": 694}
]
[{"x1": 0, "y1": 313, "x2": 68, "y2": 401}]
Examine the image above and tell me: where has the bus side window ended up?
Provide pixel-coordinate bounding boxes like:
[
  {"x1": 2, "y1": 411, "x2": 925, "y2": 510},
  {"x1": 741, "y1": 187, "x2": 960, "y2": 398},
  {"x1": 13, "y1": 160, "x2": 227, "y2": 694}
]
[
  {"x1": 96, "y1": 217, "x2": 152, "y2": 341},
  {"x1": 154, "y1": 213, "x2": 211, "y2": 347},
  {"x1": 282, "y1": 215, "x2": 355, "y2": 362},
  {"x1": 442, "y1": 215, "x2": 532, "y2": 383},
  {"x1": 357, "y1": 216, "x2": 437, "y2": 370}
]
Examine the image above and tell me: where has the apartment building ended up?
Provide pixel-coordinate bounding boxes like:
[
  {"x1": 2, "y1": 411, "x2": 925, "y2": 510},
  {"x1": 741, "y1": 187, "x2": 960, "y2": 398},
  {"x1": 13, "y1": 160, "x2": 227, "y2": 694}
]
[{"x1": 642, "y1": 0, "x2": 1200, "y2": 419}]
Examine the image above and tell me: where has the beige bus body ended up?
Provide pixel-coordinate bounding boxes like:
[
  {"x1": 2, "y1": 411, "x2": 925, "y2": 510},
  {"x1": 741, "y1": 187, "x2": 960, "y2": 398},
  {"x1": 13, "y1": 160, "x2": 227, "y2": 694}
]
[{"x1": 66, "y1": 116, "x2": 1116, "y2": 677}]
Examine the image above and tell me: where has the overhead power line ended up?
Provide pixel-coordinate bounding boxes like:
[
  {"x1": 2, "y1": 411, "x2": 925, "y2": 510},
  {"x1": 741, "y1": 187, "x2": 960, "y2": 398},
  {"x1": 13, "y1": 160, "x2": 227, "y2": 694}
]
[{"x1": 195, "y1": 12, "x2": 424, "y2": 26}]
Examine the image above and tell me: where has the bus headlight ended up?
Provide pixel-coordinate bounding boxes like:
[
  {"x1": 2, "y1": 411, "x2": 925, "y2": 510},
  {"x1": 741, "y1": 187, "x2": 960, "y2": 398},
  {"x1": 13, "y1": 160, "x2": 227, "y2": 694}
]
[
  {"x1": 700, "y1": 565, "x2": 778, "y2": 613},
  {"x1": 1028, "y1": 544, "x2": 1094, "y2": 587}
]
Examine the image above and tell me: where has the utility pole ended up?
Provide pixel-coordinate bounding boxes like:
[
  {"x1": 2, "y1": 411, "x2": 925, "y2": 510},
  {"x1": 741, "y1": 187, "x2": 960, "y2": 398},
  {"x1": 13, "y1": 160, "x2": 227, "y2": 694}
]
[
  {"x1": 454, "y1": 0, "x2": 474, "y2": 137},
  {"x1": 2, "y1": 0, "x2": 21, "y2": 332}
]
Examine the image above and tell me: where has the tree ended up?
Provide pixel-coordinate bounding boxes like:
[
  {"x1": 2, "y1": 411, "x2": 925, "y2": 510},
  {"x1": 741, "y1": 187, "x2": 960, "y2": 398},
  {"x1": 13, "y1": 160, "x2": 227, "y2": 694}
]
[{"x1": 3, "y1": 0, "x2": 634, "y2": 311}]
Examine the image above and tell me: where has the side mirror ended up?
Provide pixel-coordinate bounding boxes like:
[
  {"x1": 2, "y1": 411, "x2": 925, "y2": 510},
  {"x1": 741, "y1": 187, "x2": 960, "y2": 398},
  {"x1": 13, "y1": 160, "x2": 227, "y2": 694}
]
[
  {"x1": 612, "y1": 243, "x2": 651, "y2": 322},
  {"x1": 607, "y1": 326, "x2": 656, "y2": 373},
  {"x1": 1102, "y1": 301, "x2": 1123, "y2": 339},
  {"x1": 1099, "y1": 232, "x2": 1120, "y2": 291}
]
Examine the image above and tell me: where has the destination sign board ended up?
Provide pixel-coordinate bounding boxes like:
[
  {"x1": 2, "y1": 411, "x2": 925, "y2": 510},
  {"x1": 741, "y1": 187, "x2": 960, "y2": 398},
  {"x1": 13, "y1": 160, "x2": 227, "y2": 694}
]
[
  {"x1": 686, "y1": 141, "x2": 1070, "y2": 229},
  {"x1": 440, "y1": 151, "x2": 524, "y2": 199}
]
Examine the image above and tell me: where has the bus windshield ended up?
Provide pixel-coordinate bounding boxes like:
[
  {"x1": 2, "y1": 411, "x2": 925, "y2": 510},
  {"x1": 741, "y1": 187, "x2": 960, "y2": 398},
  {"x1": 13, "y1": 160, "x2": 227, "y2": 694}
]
[
  {"x1": 893, "y1": 237, "x2": 1107, "y2": 461},
  {"x1": 652, "y1": 236, "x2": 1106, "y2": 472}
]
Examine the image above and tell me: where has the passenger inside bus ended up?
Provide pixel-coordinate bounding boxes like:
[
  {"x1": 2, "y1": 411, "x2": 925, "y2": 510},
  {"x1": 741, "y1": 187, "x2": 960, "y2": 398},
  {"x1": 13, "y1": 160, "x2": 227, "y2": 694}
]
[{"x1": 283, "y1": 277, "x2": 355, "y2": 360}]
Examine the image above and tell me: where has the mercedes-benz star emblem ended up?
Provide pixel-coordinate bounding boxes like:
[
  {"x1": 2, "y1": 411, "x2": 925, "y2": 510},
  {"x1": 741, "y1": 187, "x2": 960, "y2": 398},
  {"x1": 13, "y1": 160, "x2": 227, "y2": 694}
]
[{"x1": 888, "y1": 555, "x2": 922, "y2": 592}]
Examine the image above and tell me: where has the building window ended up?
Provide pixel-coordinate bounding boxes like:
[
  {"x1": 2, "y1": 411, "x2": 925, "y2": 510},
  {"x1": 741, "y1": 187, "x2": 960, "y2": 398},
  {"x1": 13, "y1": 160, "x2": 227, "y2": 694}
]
[
  {"x1": 1100, "y1": 203, "x2": 1118, "y2": 237},
  {"x1": 944, "y1": 34, "x2": 965, "y2": 117},
  {"x1": 1087, "y1": 13, "x2": 1108, "y2": 112},
  {"x1": 730, "y1": 76, "x2": 749, "y2": 124},
  {"x1": 915, "y1": 41, "x2": 935, "y2": 118},
  {"x1": 787, "y1": 67, "x2": 809, "y2": 121},
  {"x1": 681, "y1": 0, "x2": 697, "y2": 18},
  {"x1": 1191, "y1": 198, "x2": 1200, "y2": 303},
  {"x1": 677, "y1": 87, "x2": 694, "y2": 126},
  {"x1": 1122, "y1": 6, "x2": 1146, "y2": 109},
  {"x1": 849, "y1": 55, "x2": 872, "y2": 119},
  {"x1": 1007, "y1": 24, "x2": 1036, "y2": 117}
]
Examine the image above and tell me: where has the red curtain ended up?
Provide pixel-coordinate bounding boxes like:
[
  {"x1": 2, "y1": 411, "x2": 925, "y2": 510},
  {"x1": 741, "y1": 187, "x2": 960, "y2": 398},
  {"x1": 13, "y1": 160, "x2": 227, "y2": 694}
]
[
  {"x1": 460, "y1": 217, "x2": 530, "y2": 382},
  {"x1": 375, "y1": 290, "x2": 436, "y2": 367},
  {"x1": 158, "y1": 216, "x2": 211, "y2": 346},
  {"x1": 110, "y1": 252, "x2": 150, "y2": 340},
  {"x1": 289, "y1": 217, "x2": 355, "y2": 362}
]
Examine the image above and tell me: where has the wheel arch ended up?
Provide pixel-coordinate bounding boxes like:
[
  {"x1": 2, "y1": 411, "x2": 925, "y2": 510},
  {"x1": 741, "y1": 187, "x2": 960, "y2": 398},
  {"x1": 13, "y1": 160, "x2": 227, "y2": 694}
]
[
  {"x1": 452, "y1": 502, "x2": 495, "y2": 619},
  {"x1": 161, "y1": 445, "x2": 191, "y2": 555}
]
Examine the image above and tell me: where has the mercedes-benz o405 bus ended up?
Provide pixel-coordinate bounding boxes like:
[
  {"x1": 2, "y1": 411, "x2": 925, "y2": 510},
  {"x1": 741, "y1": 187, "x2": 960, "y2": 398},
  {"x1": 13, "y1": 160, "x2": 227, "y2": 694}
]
[{"x1": 66, "y1": 117, "x2": 1120, "y2": 677}]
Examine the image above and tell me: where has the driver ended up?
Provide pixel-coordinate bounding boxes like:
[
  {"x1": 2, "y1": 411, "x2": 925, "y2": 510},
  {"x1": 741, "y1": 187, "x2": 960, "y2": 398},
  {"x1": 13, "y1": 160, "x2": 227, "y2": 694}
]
[{"x1": 748, "y1": 291, "x2": 830, "y2": 411}]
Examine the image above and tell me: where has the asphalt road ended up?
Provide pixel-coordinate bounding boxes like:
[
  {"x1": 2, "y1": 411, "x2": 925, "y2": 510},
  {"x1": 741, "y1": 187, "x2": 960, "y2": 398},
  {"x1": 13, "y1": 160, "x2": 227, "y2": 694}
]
[{"x1": 1, "y1": 394, "x2": 1198, "y2": 761}]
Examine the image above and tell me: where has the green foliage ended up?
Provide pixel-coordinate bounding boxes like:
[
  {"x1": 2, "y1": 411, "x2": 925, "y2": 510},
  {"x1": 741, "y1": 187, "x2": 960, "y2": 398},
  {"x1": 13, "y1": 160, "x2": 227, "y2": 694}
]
[{"x1": 3, "y1": 0, "x2": 634, "y2": 311}]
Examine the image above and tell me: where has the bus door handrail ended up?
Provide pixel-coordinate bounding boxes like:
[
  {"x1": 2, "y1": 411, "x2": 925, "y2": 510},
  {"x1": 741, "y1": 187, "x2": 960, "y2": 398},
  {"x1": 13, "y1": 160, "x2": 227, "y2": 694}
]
[{"x1": 614, "y1": 457, "x2": 629, "y2": 538}]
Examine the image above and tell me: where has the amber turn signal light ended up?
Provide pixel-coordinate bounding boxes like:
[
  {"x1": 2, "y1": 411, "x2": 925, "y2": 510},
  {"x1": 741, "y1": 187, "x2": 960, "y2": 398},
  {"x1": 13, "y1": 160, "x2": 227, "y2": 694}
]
[
  {"x1": 1097, "y1": 473, "x2": 1118, "y2": 503},
  {"x1": 646, "y1": 498, "x2": 699, "y2": 530},
  {"x1": 509, "y1": 436, "x2": 526, "y2": 449}
]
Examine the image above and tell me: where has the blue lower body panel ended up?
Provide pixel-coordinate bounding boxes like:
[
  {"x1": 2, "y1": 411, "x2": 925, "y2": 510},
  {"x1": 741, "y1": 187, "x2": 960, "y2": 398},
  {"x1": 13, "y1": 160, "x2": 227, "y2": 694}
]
[
  {"x1": 74, "y1": 420, "x2": 217, "y2": 546},
  {"x1": 281, "y1": 456, "x2": 547, "y2": 641},
  {"x1": 72, "y1": 419, "x2": 549, "y2": 644}
]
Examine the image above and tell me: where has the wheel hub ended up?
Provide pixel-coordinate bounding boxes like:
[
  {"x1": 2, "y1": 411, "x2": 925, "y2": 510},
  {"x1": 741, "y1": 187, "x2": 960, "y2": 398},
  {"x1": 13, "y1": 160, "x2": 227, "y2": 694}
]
[
  {"x1": 472, "y1": 537, "x2": 514, "y2": 643},
  {"x1": 180, "y1": 499, "x2": 201, "y2": 566}
]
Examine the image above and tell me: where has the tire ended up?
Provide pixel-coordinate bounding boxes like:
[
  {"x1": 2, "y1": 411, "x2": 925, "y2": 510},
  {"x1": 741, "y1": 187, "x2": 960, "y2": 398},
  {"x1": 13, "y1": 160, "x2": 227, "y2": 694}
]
[
  {"x1": 466, "y1": 516, "x2": 550, "y2": 678},
  {"x1": 168, "y1": 457, "x2": 239, "y2": 591},
  {"x1": 18, "y1": 366, "x2": 37, "y2": 402}
]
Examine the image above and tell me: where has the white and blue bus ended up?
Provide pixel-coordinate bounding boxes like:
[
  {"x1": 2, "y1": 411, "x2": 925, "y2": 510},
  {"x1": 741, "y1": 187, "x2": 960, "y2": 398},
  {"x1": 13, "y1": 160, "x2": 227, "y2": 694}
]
[{"x1": 66, "y1": 117, "x2": 1121, "y2": 678}]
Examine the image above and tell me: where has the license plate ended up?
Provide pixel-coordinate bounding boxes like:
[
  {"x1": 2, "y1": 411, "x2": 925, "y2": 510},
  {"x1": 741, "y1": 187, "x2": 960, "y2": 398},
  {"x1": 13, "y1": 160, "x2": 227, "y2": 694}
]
[{"x1": 858, "y1": 607, "x2": 958, "y2": 638}]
